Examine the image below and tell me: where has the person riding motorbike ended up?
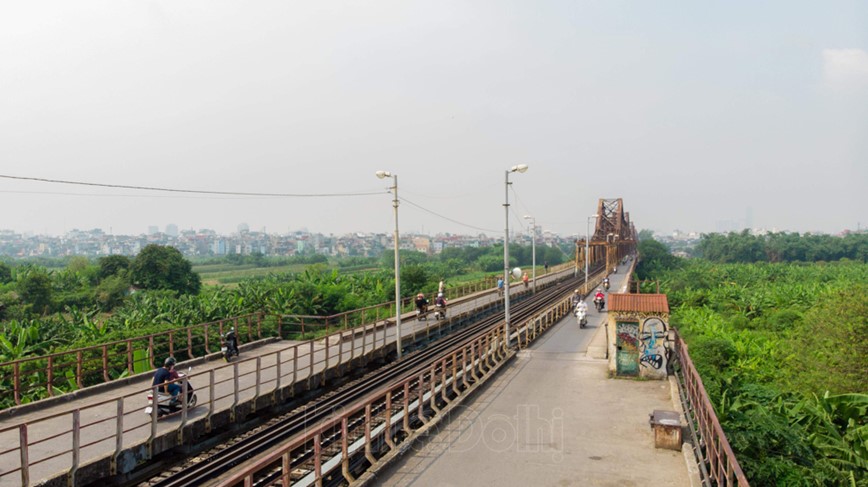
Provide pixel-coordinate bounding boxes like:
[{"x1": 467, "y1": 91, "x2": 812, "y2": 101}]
[
  {"x1": 571, "y1": 289, "x2": 582, "y2": 307},
  {"x1": 153, "y1": 357, "x2": 181, "y2": 404},
  {"x1": 594, "y1": 289, "x2": 606, "y2": 311},
  {"x1": 603, "y1": 277, "x2": 610, "y2": 291},
  {"x1": 434, "y1": 293, "x2": 447, "y2": 319},
  {"x1": 415, "y1": 293, "x2": 429, "y2": 318},
  {"x1": 575, "y1": 300, "x2": 589, "y2": 327},
  {"x1": 221, "y1": 327, "x2": 239, "y2": 361}
]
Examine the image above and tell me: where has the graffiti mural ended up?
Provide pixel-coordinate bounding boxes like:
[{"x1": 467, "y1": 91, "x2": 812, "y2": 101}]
[
  {"x1": 616, "y1": 322, "x2": 640, "y2": 375},
  {"x1": 639, "y1": 318, "x2": 668, "y2": 374}
]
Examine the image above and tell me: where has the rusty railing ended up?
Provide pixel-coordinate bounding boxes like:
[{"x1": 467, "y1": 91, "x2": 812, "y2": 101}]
[{"x1": 673, "y1": 334, "x2": 749, "y2": 486}]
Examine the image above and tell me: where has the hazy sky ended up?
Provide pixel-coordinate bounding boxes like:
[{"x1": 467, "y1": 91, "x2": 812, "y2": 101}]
[{"x1": 2, "y1": 1, "x2": 866, "y2": 238}]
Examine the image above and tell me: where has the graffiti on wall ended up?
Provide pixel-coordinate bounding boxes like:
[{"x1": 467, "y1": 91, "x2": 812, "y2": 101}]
[{"x1": 639, "y1": 318, "x2": 668, "y2": 370}]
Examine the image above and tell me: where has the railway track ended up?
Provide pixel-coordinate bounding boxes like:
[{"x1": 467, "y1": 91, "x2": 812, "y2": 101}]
[{"x1": 141, "y1": 265, "x2": 604, "y2": 487}]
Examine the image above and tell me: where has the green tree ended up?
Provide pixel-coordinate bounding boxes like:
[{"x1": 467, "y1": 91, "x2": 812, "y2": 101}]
[
  {"x1": 130, "y1": 245, "x2": 201, "y2": 295},
  {"x1": 17, "y1": 268, "x2": 53, "y2": 315},
  {"x1": 400, "y1": 265, "x2": 431, "y2": 296},
  {"x1": 0, "y1": 262, "x2": 13, "y2": 284},
  {"x1": 638, "y1": 229, "x2": 655, "y2": 241},
  {"x1": 636, "y1": 239, "x2": 681, "y2": 280},
  {"x1": 98, "y1": 255, "x2": 131, "y2": 280}
]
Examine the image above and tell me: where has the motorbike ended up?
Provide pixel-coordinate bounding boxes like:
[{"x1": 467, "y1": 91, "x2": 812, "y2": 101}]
[
  {"x1": 594, "y1": 296, "x2": 606, "y2": 311},
  {"x1": 603, "y1": 280, "x2": 610, "y2": 291},
  {"x1": 145, "y1": 368, "x2": 197, "y2": 418},
  {"x1": 433, "y1": 303, "x2": 447, "y2": 320},
  {"x1": 575, "y1": 306, "x2": 588, "y2": 328},
  {"x1": 221, "y1": 328, "x2": 239, "y2": 362},
  {"x1": 416, "y1": 304, "x2": 429, "y2": 321}
]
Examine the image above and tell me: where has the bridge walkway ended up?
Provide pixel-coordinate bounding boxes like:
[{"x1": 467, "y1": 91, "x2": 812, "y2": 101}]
[
  {"x1": 374, "y1": 262, "x2": 699, "y2": 486},
  {"x1": 0, "y1": 265, "x2": 582, "y2": 487}
]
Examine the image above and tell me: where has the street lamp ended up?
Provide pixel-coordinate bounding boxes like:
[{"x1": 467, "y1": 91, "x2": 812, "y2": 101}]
[
  {"x1": 523, "y1": 215, "x2": 536, "y2": 294},
  {"x1": 586, "y1": 215, "x2": 598, "y2": 293},
  {"x1": 376, "y1": 170, "x2": 402, "y2": 360},
  {"x1": 504, "y1": 164, "x2": 529, "y2": 348}
]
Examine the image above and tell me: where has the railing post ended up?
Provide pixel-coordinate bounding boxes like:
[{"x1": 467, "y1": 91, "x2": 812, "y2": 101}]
[
  {"x1": 232, "y1": 363, "x2": 239, "y2": 421},
  {"x1": 113, "y1": 398, "x2": 123, "y2": 474},
  {"x1": 149, "y1": 336, "x2": 156, "y2": 368},
  {"x1": 149, "y1": 384, "x2": 159, "y2": 456},
  {"x1": 187, "y1": 327, "x2": 194, "y2": 360},
  {"x1": 168, "y1": 331, "x2": 175, "y2": 359},
  {"x1": 127, "y1": 340, "x2": 134, "y2": 375},
  {"x1": 67, "y1": 409, "x2": 81, "y2": 487},
  {"x1": 19, "y1": 424, "x2": 29, "y2": 487},
  {"x1": 180, "y1": 376, "x2": 189, "y2": 435},
  {"x1": 46, "y1": 356, "x2": 54, "y2": 397},
  {"x1": 364, "y1": 404, "x2": 376, "y2": 464},
  {"x1": 254, "y1": 357, "x2": 261, "y2": 401},
  {"x1": 206, "y1": 369, "x2": 214, "y2": 432},
  {"x1": 275, "y1": 350, "x2": 282, "y2": 398},
  {"x1": 102, "y1": 345, "x2": 109, "y2": 381},
  {"x1": 341, "y1": 416, "x2": 355, "y2": 483},
  {"x1": 12, "y1": 362, "x2": 20, "y2": 406},
  {"x1": 403, "y1": 381, "x2": 411, "y2": 432},
  {"x1": 292, "y1": 345, "x2": 298, "y2": 392},
  {"x1": 76, "y1": 350, "x2": 83, "y2": 388},
  {"x1": 204, "y1": 325, "x2": 209, "y2": 354}
]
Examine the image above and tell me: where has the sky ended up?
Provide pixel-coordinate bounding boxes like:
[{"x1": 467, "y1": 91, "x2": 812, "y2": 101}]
[{"x1": 1, "y1": 1, "x2": 866, "y2": 239}]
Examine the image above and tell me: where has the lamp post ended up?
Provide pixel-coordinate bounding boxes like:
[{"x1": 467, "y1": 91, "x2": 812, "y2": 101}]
[
  {"x1": 376, "y1": 170, "x2": 402, "y2": 359},
  {"x1": 504, "y1": 164, "x2": 529, "y2": 347},
  {"x1": 586, "y1": 215, "x2": 598, "y2": 293},
  {"x1": 523, "y1": 215, "x2": 536, "y2": 294}
]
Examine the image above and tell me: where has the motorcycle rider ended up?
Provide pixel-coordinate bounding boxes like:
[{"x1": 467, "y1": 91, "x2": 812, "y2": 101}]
[
  {"x1": 594, "y1": 289, "x2": 606, "y2": 310},
  {"x1": 153, "y1": 357, "x2": 181, "y2": 404},
  {"x1": 603, "y1": 277, "x2": 610, "y2": 290},
  {"x1": 575, "y1": 299, "x2": 588, "y2": 326},
  {"x1": 415, "y1": 293, "x2": 429, "y2": 316},
  {"x1": 434, "y1": 293, "x2": 447, "y2": 318},
  {"x1": 222, "y1": 327, "x2": 239, "y2": 359},
  {"x1": 571, "y1": 289, "x2": 582, "y2": 307}
]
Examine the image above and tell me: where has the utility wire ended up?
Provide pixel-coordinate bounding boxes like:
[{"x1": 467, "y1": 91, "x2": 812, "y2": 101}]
[
  {"x1": 0, "y1": 174, "x2": 385, "y2": 198},
  {"x1": 398, "y1": 196, "x2": 499, "y2": 233}
]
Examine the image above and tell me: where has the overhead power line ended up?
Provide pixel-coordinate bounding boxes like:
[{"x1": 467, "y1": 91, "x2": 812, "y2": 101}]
[
  {"x1": 398, "y1": 196, "x2": 499, "y2": 233},
  {"x1": 0, "y1": 174, "x2": 385, "y2": 198}
]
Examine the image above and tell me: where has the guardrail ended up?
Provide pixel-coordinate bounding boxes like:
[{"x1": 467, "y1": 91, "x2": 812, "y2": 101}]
[
  {"x1": 0, "y1": 313, "x2": 269, "y2": 407},
  {"x1": 673, "y1": 334, "x2": 749, "y2": 486},
  {"x1": 219, "y1": 294, "x2": 577, "y2": 486},
  {"x1": 0, "y1": 300, "x2": 498, "y2": 486},
  {"x1": 0, "y1": 264, "x2": 577, "y2": 408}
]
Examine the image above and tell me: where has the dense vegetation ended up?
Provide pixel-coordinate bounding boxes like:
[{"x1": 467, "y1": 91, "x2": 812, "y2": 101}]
[
  {"x1": 697, "y1": 230, "x2": 867, "y2": 263},
  {"x1": 0, "y1": 243, "x2": 564, "y2": 364},
  {"x1": 638, "y1": 235, "x2": 867, "y2": 486}
]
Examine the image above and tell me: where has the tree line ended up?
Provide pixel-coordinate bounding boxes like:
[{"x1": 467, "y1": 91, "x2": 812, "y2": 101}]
[{"x1": 696, "y1": 230, "x2": 867, "y2": 263}]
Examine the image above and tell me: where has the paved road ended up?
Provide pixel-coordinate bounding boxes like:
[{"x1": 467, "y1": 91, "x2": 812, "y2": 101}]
[{"x1": 375, "y1": 263, "x2": 695, "y2": 487}]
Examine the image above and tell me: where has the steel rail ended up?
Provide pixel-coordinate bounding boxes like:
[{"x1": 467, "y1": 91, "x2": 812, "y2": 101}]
[
  {"x1": 148, "y1": 264, "x2": 605, "y2": 487},
  {"x1": 223, "y1": 277, "x2": 588, "y2": 487}
]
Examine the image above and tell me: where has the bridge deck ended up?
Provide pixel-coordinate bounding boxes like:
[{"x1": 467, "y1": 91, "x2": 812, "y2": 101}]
[
  {"x1": 375, "y1": 264, "x2": 697, "y2": 486},
  {"x1": 0, "y1": 267, "x2": 577, "y2": 487}
]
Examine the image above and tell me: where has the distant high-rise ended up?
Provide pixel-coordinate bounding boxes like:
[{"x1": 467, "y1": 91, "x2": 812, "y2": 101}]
[
  {"x1": 166, "y1": 224, "x2": 179, "y2": 237},
  {"x1": 148, "y1": 226, "x2": 159, "y2": 235},
  {"x1": 237, "y1": 223, "x2": 249, "y2": 233}
]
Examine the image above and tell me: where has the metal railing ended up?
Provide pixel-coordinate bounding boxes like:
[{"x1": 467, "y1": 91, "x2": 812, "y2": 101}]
[
  {"x1": 0, "y1": 275, "x2": 539, "y2": 487},
  {"x1": 0, "y1": 313, "x2": 268, "y2": 407},
  {"x1": 673, "y1": 334, "x2": 749, "y2": 486},
  {"x1": 0, "y1": 267, "x2": 561, "y2": 408},
  {"x1": 218, "y1": 294, "x2": 577, "y2": 486}
]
